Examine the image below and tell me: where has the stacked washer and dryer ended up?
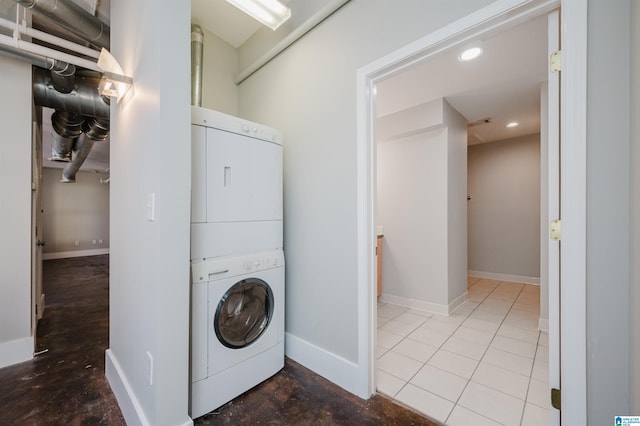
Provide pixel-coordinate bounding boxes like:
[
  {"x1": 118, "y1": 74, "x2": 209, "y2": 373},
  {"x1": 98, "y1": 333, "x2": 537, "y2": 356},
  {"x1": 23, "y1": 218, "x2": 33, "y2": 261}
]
[{"x1": 189, "y1": 106, "x2": 284, "y2": 419}]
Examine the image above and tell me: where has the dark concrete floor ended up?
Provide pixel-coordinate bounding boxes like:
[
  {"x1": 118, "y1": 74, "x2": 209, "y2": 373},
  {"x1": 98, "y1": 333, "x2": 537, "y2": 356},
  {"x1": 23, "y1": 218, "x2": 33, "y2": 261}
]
[
  {"x1": 0, "y1": 255, "x2": 124, "y2": 425},
  {"x1": 0, "y1": 255, "x2": 440, "y2": 426}
]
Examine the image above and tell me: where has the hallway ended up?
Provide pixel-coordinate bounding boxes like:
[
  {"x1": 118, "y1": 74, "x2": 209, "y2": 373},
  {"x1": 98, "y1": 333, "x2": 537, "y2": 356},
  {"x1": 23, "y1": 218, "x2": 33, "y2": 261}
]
[{"x1": 0, "y1": 255, "x2": 124, "y2": 424}]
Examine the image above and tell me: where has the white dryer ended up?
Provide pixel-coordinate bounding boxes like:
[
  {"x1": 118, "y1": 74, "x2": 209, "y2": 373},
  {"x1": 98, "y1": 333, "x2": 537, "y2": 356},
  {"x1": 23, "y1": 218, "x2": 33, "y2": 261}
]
[
  {"x1": 190, "y1": 249, "x2": 285, "y2": 419},
  {"x1": 191, "y1": 106, "x2": 283, "y2": 260}
]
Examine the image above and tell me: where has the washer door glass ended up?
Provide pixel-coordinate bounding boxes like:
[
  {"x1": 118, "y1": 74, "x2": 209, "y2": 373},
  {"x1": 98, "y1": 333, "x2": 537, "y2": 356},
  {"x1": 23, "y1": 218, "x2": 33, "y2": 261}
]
[{"x1": 214, "y1": 278, "x2": 274, "y2": 349}]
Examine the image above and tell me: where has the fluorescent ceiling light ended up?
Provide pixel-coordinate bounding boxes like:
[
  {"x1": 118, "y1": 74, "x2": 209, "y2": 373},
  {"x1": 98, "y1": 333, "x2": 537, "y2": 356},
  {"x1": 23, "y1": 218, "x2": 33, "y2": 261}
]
[
  {"x1": 506, "y1": 121, "x2": 519, "y2": 128},
  {"x1": 458, "y1": 44, "x2": 483, "y2": 62},
  {"x1": 226, "y1": 0, "x2": 291, "y2": 31}
]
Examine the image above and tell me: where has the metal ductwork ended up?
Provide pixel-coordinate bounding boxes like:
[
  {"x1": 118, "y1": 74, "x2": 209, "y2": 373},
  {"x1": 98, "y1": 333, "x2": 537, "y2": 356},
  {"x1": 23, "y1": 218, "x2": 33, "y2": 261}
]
[
  {"x1": 82, "y1": 116, "x2": 109, "y2": 141},
  {"x1": 59, "y1": 116, "x2": 109, "y2": 182},
  {"x1": 14, "y1": 0, "x2": 110, "y2": 49},
  {"x1": 49, "y1": 111, "x2": 83, "y2": 161},
  {"x1": 50, "y1": 62, "x2": 75, "y2": 93},
  {"x1": 0, "y1": 0, "x2": 112, "y2": 183},
  {"x1": 61, "y1": 134, "x2": 95, "y2": 183},
  {"x1": 191, "y1": 25, "x2": 203, "y2": 107},
  {"x1": 33, "y1": 67, "x2": 110, "y2": 118}
]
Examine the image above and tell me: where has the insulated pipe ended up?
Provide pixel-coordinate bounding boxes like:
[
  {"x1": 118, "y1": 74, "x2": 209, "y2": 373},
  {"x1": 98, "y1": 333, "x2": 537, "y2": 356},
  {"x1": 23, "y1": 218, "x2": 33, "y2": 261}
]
[
  {"x1": 191, "y1": 25, "x2": 203, "y2": 106},
  {"x1": 61, "y1": 133, "x2": 95, "y2": 183},
  {"x1": 33, "y1": 67, "x2": 109, "y2": 118},
  {"x1": 15, "y1": 0, "x2": 110, "y2": 49}
]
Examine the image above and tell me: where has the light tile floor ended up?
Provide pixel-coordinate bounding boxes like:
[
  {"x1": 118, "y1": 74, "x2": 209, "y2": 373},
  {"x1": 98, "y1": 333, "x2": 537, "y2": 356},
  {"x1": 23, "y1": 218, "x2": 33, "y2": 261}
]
[{"x1": 376, "y1": 278, "x2": 550, "y2": 425}]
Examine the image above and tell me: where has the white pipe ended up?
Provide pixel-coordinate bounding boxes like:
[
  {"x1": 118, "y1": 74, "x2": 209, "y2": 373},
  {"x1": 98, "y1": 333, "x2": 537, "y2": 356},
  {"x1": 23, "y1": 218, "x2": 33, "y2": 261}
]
[
  {"x1": 234, "y1": 0, "x2": 350, "y2": 84},
  {"x1": 0, "y1": 16, "x2": 100, "y2": 59},
  {"x1": 0, "y1": 32, "x2": 100, "y2": 71}
]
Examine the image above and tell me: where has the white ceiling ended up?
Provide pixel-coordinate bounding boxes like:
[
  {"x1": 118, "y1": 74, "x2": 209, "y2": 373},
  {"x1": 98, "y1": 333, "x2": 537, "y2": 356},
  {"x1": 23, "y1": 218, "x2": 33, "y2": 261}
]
[
  {"x1": 191, "y1": 0, "x2": 268, "y2": 48},
  {"x1": 376, "y1": 14, "x2": 548, "y2": 145}
]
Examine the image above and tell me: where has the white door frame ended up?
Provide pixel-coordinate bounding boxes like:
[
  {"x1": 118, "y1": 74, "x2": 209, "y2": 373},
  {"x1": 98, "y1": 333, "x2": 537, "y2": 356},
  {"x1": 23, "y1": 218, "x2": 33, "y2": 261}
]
[{"x1": 355, "y1": 0, "x2": 587, "y2": 423}]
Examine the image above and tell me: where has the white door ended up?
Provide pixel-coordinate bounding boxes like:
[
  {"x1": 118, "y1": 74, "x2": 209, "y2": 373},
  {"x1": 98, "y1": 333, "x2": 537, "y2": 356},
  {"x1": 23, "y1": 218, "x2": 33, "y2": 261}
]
[
  {"x1": 206, "y1": 128, "x2": 282, "y2": 223},
  {"x1": 547, "y1": 9, "x2": 561, "y2": 426}
]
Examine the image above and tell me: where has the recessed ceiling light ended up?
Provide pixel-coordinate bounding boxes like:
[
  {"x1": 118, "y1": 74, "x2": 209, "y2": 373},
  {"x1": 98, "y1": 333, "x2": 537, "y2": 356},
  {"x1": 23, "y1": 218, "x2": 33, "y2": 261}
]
[
  {"x1": 458, "y1": 45, "x2": 483, "y2": 62},
  {"x1": 506, "y1": 121, "x2": 519, "y2": 128}
]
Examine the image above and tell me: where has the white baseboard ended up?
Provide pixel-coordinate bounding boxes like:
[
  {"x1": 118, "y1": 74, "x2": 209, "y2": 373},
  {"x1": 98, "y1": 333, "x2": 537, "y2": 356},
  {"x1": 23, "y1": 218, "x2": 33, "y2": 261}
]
[
  {"x1": 105, "y1": 349, "x2": 151, "y2": 426},
  {"x1": 468, "y1": 270, "x2": 540, "y2": 285},
  {"x1": 285, "y1": 333, "x2": 360, "y2": 397},
  {"x1": 43, "y1": 248, "x2": 110, "y2": 260},
  {"x1": 380, "y1": 292, "x2": 468, "y2": 316},
  {"x1": 448, "y1": 291, "x2": 469, "y2": 313},
  {"x1": 0, "y1": 336, "x2": 33, "y2": 369},
  {"x1": 538, "y1": 318, "x2": 549, "y2": 332}
]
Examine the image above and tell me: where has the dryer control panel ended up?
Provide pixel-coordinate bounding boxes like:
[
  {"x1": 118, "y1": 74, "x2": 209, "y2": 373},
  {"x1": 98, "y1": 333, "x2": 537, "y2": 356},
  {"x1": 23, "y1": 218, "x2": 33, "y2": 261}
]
[{"x1": 191, "y1": 249, "x2": 284, "y2": 284}]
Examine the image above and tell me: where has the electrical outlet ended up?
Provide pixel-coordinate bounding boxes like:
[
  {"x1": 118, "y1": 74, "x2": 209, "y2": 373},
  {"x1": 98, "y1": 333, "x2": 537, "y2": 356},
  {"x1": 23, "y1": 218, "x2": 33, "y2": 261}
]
[
  {"x1": 74, "y1": 240, "x2": 79, "y2": 246},
  {"x1": 99, "y1": 239, "x2": 103, "y2": 244},
  {"x1": 146, "y1": 351, "x2": 153, "y2": 386},
  {"x1": 92, "y1": 240, "x2": 97, "y2": 244}
]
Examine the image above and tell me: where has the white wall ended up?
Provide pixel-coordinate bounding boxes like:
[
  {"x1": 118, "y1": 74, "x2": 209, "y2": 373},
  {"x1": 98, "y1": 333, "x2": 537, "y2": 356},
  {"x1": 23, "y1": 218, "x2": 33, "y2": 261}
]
[
  {"x1": 377, "y1": 98, "x2": 467, "y2": 311},
  {"x1": 0, "y1": 55, "x2": 33, "y2": 369},
  {"x1": 467, "y1": 134, "x2": 541, "y2": 280},
  {"x1": 200, "y1": 27, "x2": 238, "y2": 115},
  {"x1": 107, "y1": 1, "x2": 192, "y2": 425},
  {"x1": 236, "y1": 0, "x2": 496, "y2": 374},
  {"x1": 42, "y1": 168, "x2": 109, "y2": 256},
  {"x1": 586, "y1": 0, "x2": 632, "y2": 423}
]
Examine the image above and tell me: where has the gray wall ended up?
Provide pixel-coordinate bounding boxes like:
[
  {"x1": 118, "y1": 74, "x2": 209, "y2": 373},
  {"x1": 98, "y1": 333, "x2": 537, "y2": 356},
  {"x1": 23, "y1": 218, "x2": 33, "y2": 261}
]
[
  {"x1": 0, "y1": 54, "x2": 33, "y2": 368},
  {"x1": 42, "y1": 168, "x2": 109, "y2": 255},
  {"x1": 586, "y1": 0, "x2": 632, "y2": 423},
  {"x1": 237, "y1": 0, "x2": 494, "y2": 364},
  {"x1": 467, "y1": 134, "x2": 541, "y2": 279}
]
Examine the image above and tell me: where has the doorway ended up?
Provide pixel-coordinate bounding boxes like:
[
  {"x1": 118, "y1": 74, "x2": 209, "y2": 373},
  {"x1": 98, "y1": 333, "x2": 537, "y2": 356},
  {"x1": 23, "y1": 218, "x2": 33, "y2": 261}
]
[
  {"x1": 356, "y1": 0, "x2": 589, "y2": 424},
  {"x1": 372, "y1": 14, "x2": 550, "y2": 425}
]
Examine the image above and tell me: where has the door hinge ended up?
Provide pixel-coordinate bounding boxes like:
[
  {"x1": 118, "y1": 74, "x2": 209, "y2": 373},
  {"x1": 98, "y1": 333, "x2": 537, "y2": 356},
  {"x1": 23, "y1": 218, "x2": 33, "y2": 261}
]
[
  {"x1": 551, "y1": 387, "x2": 561, "y2": 410},
  {"x1": 550, "y1": 219, "x2": 562, "y2": 241},
  {"x1": 550, "y1": 50, "x2": 562, "y2": 72}
]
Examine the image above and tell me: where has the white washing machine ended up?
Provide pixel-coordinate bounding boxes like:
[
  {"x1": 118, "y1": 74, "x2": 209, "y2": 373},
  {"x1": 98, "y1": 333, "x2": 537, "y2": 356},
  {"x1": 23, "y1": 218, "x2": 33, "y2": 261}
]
[
  {"x1": 190, "y1": 249, "x2": 285, "y2": 419},
  {"x1": 191, "y1": 106, "x2": 283, "y2": 260}
]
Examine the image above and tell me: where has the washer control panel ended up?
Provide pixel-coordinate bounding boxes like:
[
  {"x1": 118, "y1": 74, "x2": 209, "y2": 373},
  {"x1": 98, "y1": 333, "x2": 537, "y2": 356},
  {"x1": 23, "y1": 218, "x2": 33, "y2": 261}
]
[{"x1": 191, "y1": 249, "x2": 284, "y2": 284}]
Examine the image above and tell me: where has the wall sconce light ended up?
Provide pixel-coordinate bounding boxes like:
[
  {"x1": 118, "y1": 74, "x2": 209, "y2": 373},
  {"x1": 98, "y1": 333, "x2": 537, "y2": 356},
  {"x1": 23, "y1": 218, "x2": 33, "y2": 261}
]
[
  {"x1": 226, "y1": 0, "x2": 291, "y2": 31},
  {"x1": 97, "y1": 48, "x2": 133, "y2": 102}
]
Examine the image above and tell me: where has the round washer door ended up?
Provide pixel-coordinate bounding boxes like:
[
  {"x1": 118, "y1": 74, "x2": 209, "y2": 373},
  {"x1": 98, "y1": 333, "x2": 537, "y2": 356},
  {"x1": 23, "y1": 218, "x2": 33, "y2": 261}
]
[{"x1": 214, "y1": 278, "x2": 274, "y2": 349}]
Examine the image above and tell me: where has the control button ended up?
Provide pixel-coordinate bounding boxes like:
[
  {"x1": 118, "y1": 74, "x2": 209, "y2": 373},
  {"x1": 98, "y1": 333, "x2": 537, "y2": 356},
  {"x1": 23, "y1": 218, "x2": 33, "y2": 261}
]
[
  {"x1": 241, "y1": 125, "x2": 250, "y2": 132},
  {"x1": 252, "y1": 127, "x2": 258, "y2": 133}
]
